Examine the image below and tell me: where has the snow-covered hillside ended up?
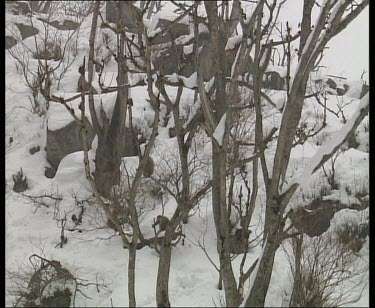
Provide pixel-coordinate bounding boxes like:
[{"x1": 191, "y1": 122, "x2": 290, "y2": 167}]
[{"x1": 5, "y1": 1, "x2": 368, "y2": 307}]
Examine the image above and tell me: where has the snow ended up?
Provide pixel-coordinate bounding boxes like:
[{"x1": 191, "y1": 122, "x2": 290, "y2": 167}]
[
  {"x1": 213, "y1": 113, "x2": 226, "y2": 146},
  {"x1": 225, "y1": 34, "x2": 243, "y2": 51},
  {"x1": 5, "y1": 2, "x2": 369, "y2": 308},
  {"x1": 286, "y1": 93, "x2": 369, "y2": 190},
  {"x1": 47, "y1": 98, "x2": 91, "y2": 131},
  {"x1": 241, "y1": 237, "x2": 267, "y2": 307},
  {"x1": 183, "y1": 43, "x2": 194, "y2": 55},
  {"x1": 179, "y1": 72, "x2": 198, "y2": 89},
  {"x1": 204, "y1": 77, "x2": 215, "y2": 92},
  {"x1": 266, "y1": 65, "x2": 287, "y2": 78}
]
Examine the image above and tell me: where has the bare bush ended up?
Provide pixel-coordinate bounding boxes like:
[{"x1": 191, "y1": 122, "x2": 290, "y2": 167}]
[
  {"x1": 287, "y1": 232, "x2": 368, "y2": 307},
  {"x1": 7, "y1": 254, "x2": 107, "y2": 308},
  {"x1": 335, "y1": 217, "x2": 369, "y2": 254}
]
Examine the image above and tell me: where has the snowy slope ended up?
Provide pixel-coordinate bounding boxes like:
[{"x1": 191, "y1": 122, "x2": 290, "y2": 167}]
[{"x1": 5, "y1": 2, "x2": 368, "y2": 307}]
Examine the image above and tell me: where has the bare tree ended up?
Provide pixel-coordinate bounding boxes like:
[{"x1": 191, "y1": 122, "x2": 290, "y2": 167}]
[
  {"x1": 6, "y1": 3, "x2": 84, "y2": 116},
  {"x1": 186, "y1": 0, "x2": 368, "y2": 306}
]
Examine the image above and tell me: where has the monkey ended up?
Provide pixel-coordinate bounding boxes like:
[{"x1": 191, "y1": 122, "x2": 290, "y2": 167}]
[
  {"x1": 143, "y1": 156, "x2": 155, "y2": 178},
  {"x1": 107, "y1": 204, "x2": 129, "y2": 232},
  {"x1": 78, "y1": 65, "x2": 85, "y2": 75},
  {"x1": 152, "y1": 215, "x2": 169, "y2": 234}
]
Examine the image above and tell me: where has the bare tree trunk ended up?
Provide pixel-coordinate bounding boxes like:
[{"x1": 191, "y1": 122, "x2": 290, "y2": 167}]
[
  {"x1": 204, "y1": 1, "x2": 241, "y2": 305},
  {"x1": 156, "y1": 228, "x2": 174, "y2": 307},
  {"x1": 94, "y1": 2, "x2": 128, "y2": 198},
  {"x1": 245, "y1": 210, "x2": 279, "y2": 307},
  {"x1": 290, "y1": 235, "x2": 303, "y2": 307},
  {"x1": 128, "y1": 227, "x2": 138, "y2": 307},
  {"x1": 298, "y1": 0, "x2": 315, "y2": 60}
]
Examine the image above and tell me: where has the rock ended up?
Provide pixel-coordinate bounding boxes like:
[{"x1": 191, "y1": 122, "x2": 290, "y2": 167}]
[
  {"x1": 45, "y1": 166, "x2": 56, "y2": 179},
  {"x1": 153, "y1": 35, "x2": 215, "y2": 81},
  {"x1": 46, "y1": 117, "x2": 95, "y2": 171},
  {"x1": 105, "y1": 2, "x2": 140, "y2": 33},
  {"x1": 41, "y1": 288, "x2": 72, "y2": 308},
  {"x1": 153, "y1": 32, "x2": 249, "y2": 81},
  {"x1": 14, "y1": 23, "x2": 39, "y2": 40},
  {"x1": 336, "y1": 86, "x2": 346, "y2": 96},
  {"x1": 5, "y1": 36, "x2": 18, "y2": 49},
  {"x1": 360, "y1": 84, "x2": 369, "y2": 99},
  {"x1": 105, "y1": 2, "x2": 190, "y2": 41},
  {"x1": 149, "y1": 18, "x2": 190, "y2": 45},
  {"x1": 9, "y1": 136, "x2": 13, "y2": 144},
  {"x1": 30, "y1": 145, "x2": 40, "y2": 155},
  {"x1": 7, "y1": 1, "x2": 31, "y2": 15},
  {"x1": 37, "y1": 18, "x2": 79, "y2": 31},
  {"x1": 345, "y1": 131, "x2": 359, "y2": 149},
  {"x1": 24, "y1": 256, "x2": 74, "y2": 308},
  {"x1": 291, "y1": 199, "x2": 338, "y2": 237},
  {"x1": 326, "y1": 78, "x2": 337, "y2": 89}
]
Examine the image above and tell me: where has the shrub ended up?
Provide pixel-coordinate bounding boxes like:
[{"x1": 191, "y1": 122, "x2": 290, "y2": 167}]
[
  {"x1": 33, "y1": 41, "x2": 62, "y2": 61},
  {"x1": 9, "y1": 255, "x2": 75, "y2": 307},
  {"x1": 335, "y1": 219, "x2": 369, "y2": 253},
  {"x1": 287, "y1": 232, "x2": 368, "y2": 307}
]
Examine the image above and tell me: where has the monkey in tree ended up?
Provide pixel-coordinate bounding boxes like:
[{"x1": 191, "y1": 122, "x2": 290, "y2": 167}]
[
  {"x1": 143, "y1": 156, "x2": 155, "y2": 178},
  {"x1": 152, "y1": 215, "x2": 169, "y2": 235}
]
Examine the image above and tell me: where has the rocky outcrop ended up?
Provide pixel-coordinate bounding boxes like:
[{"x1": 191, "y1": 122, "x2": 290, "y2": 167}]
[
  {"x1": 15, "y1": 23, "x2": 39, "y2": 40},
  {"x1": 37, "y1": 18, "x2": 79, "y2": 31},
  {"x1": 46, "y1": 117, "x2": 139, "y2": 175},
  {"x1": 290, "y1": 199, "x2": 342, "y2": 237},
  {"x1": 105, "y1": 1, "x2": 140, "y2": 33},
  {"x1": 7, "y1": 1, "x2": 31, "y2": 15},
  {"x1": 46, "y1": 117, "x2": 95, "y2": 172},
  {"x1": 6, "y1": 36, "x2": 18, "y2": 49},
  {"x1": 149, "y1": 18, "x2": 190, "y2": 45},
  {"x1": 105, "y1": 2, "x2": 190, "y2": 44},
  {"x1": 153, "y1": 32, "x2": 242, "y2": 81}
]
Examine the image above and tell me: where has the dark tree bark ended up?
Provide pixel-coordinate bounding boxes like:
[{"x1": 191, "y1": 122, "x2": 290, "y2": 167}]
[
  {"x1": 298, "y1": 0, "x2": 315, "y2": 59},
  {"x1": 204, "y1": 1, "x2": 242, "y2": 306},
  {"x1": 94, "y1": 2, "x2": 129, "y2": 198}
]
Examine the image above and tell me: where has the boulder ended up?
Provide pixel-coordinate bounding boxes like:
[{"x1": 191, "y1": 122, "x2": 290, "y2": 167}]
[
  {"x1": 7, "y1": 1, "x2": 31, "y2": 15},
  {"x1": 105, "y1": 1, "x2": 140, "y2": 33},
  {"x1": 291, "y1": 199, "x2": 339, "y2": 237},
  {"x1": 326, "y1": 78, "x2": 337, "y2": 89},
  {"x1": 37, "y1": 18, "x2": 79, "y2": 31},
  {"x1": 149, "y1": 18, "x2": 190, "y2": 45},
  {"x1": 360, "y1": 84, "x2": 369, "y2": 99},
  {"x1": 45, "y1": 166, "x2": 56, "y2": 179},
  {"x1": 5, "y1": 36, "x2": 18, "y2": 49},
  {"x1": 46, "y1": 117, "x2": 95, "y2": 171},
  {"x1": 30, "y1": 145, "x2": 40, "y2": 155},
  {"x1": 23, "y1": 256, "x2": 74, "y2": 308},
  {"x1": 153, "y1": 32, "x2": 250, "y2": 81},
  {"x1": 14, "y1": 23, "x2": 39, "y2": 40}
]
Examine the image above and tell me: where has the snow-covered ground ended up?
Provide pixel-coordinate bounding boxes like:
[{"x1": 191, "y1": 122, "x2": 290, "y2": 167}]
[{"x1": 5, "y1": 2, "x2": 368, "y2": 307}]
